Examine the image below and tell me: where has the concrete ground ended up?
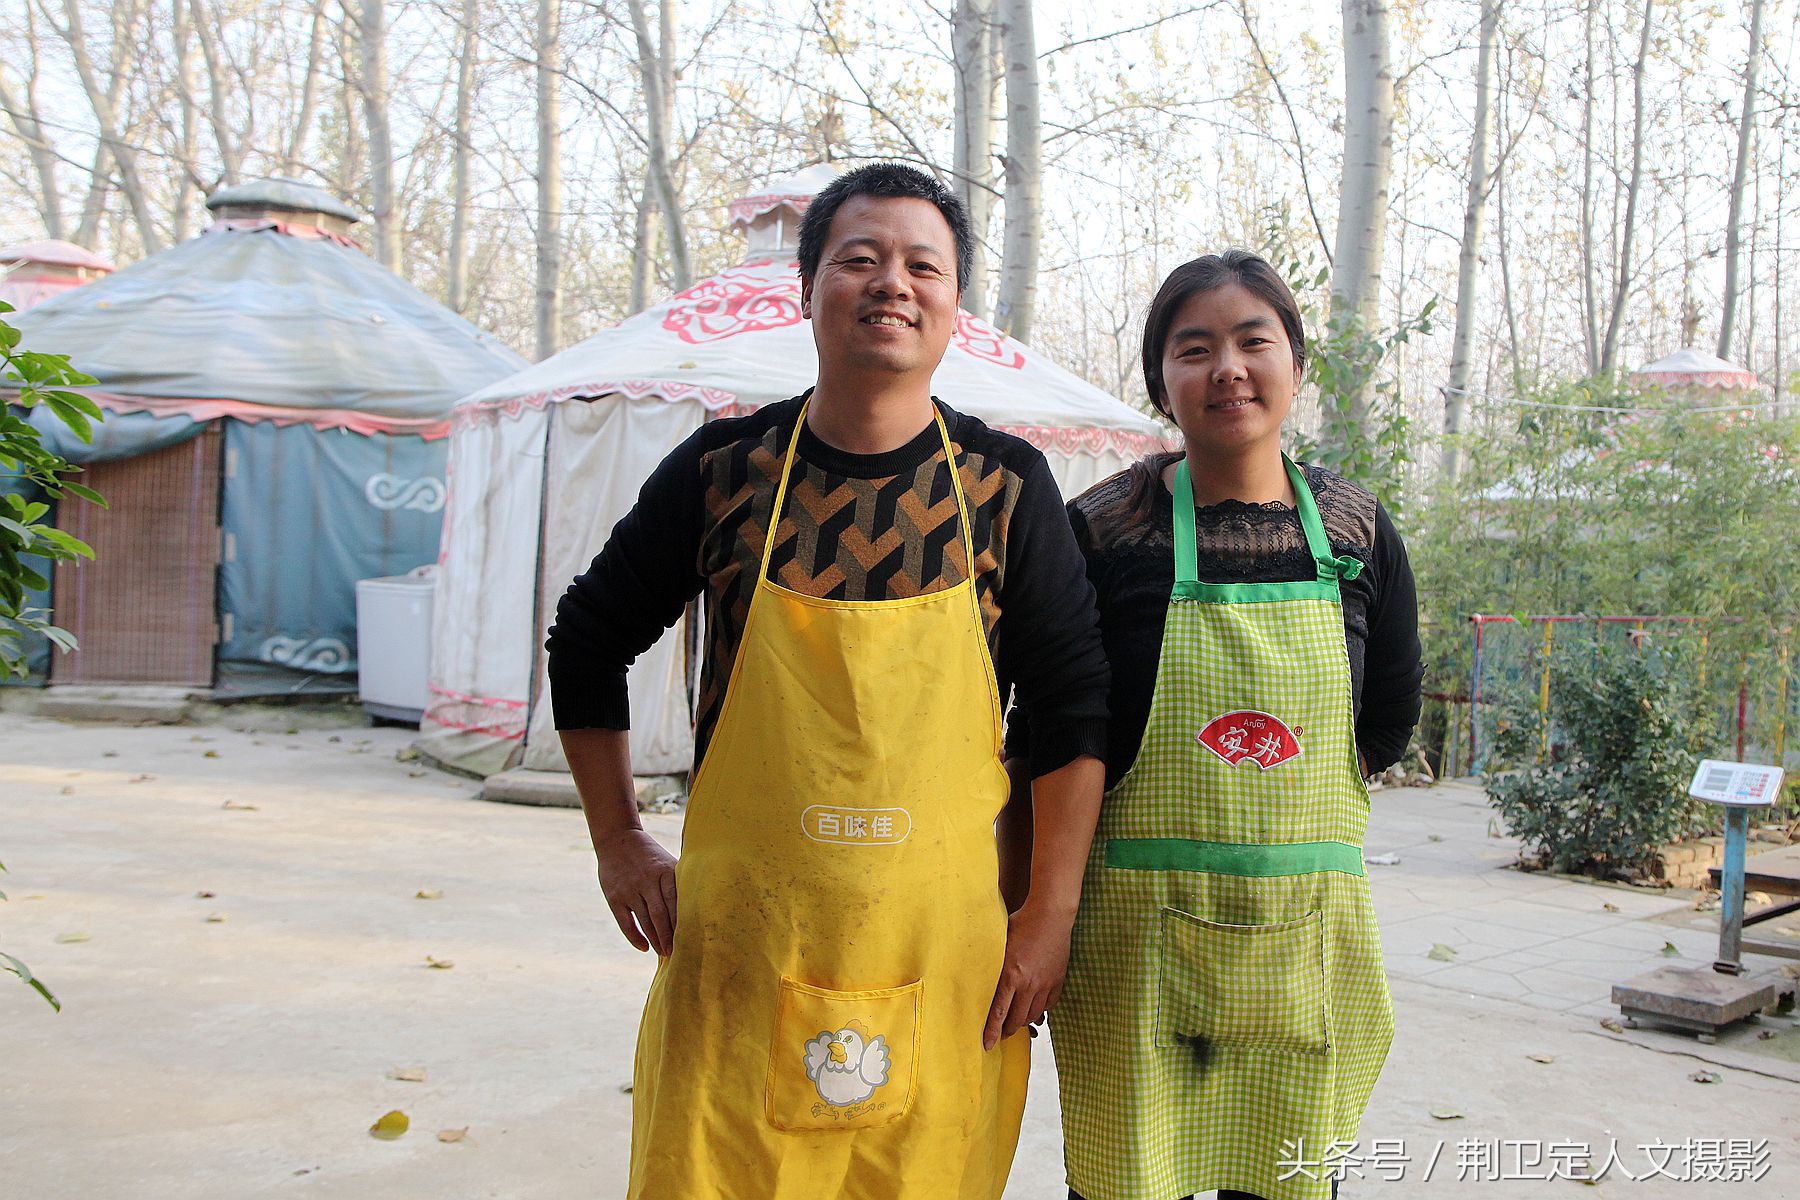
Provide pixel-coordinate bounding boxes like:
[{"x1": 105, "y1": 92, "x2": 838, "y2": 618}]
[{"x1": 2, "y1": 710, "x2": 1797, "y2": 1199}]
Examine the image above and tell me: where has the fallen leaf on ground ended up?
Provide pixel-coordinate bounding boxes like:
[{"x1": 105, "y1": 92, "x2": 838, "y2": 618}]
[
  {"x1": 203, "y1": 750, "x2": 221, "y2": 758},
  {"x1": 1427, "y1": 943, "x2": 1458, "y2": 962},
  {"x1": 1599, "y1": 1018, "x2": 1624, "y2": 1032},
  {"x1": 1758, "y1": 1029, "x2": 1778, "y2": 1040},
  {"x1": 222, "y1": 800, "x2": 258, "y2": 811},
  {"x1": 438, "y1": 1127, "x2": 468, "y2": 1143},
  {"x1": 1430, "y1": 1109, "x2": 1464, "y2": 1121},
  {"x1": 1366, "y1": 853, "x2": 1401, "y2": 866},
  {"x1": 129, "y1": 774, "x2": 154, "y2": 783},
  {"x1": 387, "y1": 1067, "x2": 427, "y2": 1082},
  {"x1": 196, "y1": 890, "x2": 216, "y2": 898},
  {"x1": 205, "y1": 913, "x2": 227, "y2": 923},
  {"x1": 1527, "y1": 1053, "x2": 1555, "y2": 1064},
  {"x1": 415, "y1": 889, "x2": 443, "y2": 900},
  {"x1": 1427, "y1": 834, "x2": 1443, "y2": 843},
  {"x1": 101, "y1": 751, "x2": 117, "y2": 758},
  {"x1": 369, "y1": 1110, "x2": 409, "y2": 1140},
  {"x1": 54, "y1": 931, "x2": 91, "y2": 944},
  {"x1": 1602, "y1": 903, "x2": 1620, "y2": 913},
  {"x1": 1661, "y1": 941, "x2": 1682, "y2": 958},
  {"x1": 408, "y1": 770, "x2": 427, "y2": 778},
  {"x1": 1689, "y1": 1070, "x2": 1720, "y2": 1084},
  {"x1": 425, "y1": 956, "x2": 455, "y2": 970},
  {"x1": 328, "y1": 736, "x2": 342, "y2": 744},
  {"x1": 59, "y1": 786, "x2": 73, "y2": 795},
  {"x1": 396, "y1": 747, "x2": 420, "y2": 762},
  {"x1": 619, "y1": 1082, "x2": 633, "y2": 1094}
]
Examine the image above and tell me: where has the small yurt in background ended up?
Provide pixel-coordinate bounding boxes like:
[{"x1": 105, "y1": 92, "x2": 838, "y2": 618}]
[
  {"x1": 1629, "y1": 348, "x2": 1761, "y2": 399},
  {"x1": 0, "y1": 240, "x2": 114, "y2": 312},
  {"x1": 10, "y1": 177, "x2": 526, "y2": 694},
  {"x1": 422, "y1": 165, "x2": 1166, "y2": 780}
]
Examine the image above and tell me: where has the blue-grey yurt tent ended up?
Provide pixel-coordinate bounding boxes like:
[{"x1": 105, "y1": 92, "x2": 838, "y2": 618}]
[{"x1": 10, "y1": 178, "x2": 526, "y2": 694}]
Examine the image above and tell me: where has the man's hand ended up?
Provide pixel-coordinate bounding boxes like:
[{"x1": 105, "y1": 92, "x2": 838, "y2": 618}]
[
  {"x1": 596, "y1": 828, "x2": 679, "y2": 956},
  {"x1": 983, "y1": 901, "x2": 1076, "y2": 1050}
]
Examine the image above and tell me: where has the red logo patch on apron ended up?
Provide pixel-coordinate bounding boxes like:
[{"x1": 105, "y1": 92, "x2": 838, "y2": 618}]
[{"x1": 1195, "y1": 710, "x2": 1303, "y2": 770}]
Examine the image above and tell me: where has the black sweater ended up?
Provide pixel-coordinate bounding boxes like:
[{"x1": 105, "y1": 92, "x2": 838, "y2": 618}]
[
  {"x1": 1006, "y1": 460, "x2": 1423, "y2": 789},
  {"x1": 545, "y1": 394, "x2": 1110, "y2": 779}
]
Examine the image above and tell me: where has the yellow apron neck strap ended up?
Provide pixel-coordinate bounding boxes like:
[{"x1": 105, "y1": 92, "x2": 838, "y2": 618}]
[{"x1": 760, "y1": 395, "x2": 977, "y2": 584}]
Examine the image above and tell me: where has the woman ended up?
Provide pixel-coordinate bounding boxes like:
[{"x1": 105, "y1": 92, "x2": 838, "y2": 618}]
[{"x1": 1008, "y1": 251, "x2": 1422, "y2": 1200}]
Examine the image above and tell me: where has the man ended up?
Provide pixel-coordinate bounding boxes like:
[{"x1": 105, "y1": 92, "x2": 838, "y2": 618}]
[{"x1": 546, "y1": 163, "x2": 1106, "y2": 1200}]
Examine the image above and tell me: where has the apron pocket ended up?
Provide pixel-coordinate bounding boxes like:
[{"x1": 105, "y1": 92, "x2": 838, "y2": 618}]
[
  {"x1": 766, "y1": 976, "x2": 921, "y2": 1132},
  {"x1": 1155, "y1": 906, "x2": 1330, "y2": 1055}
]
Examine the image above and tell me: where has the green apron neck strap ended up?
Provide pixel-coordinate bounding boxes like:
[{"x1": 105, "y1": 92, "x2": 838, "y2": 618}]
[
  {"x1": 1284, "y1": 455, "x2": 1362, "y2": 584},
  {"x1": 1171, "y1": 455, "x2": 1362, "y2": 590}
]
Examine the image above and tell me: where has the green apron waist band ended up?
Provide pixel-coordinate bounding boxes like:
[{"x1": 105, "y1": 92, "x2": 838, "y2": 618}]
[{"x1": 1105, "y1": 837, "x2": 1366, "y2": 878}]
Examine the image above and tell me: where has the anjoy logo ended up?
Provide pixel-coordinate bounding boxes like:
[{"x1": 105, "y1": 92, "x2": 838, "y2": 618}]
[{"x1": 1195, "y1": 710, "x2": 1303, "y2": 770}]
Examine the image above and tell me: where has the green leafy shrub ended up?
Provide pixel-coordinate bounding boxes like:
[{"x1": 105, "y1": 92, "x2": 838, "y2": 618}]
[
  {"x1": 1, "y1": 299, "x2": 102, "y2": 1012},
  {"x1": 1, "y1": 300, "x2": 103, "y2": 681},
  {"x1": 1485, "y1": 634, "x2": 1721, "y2": 879}
]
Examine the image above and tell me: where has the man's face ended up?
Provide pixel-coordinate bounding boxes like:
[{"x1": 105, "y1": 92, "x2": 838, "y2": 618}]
[{"x1": 801, "y1": 195, "x2": 962, "y2": 384}]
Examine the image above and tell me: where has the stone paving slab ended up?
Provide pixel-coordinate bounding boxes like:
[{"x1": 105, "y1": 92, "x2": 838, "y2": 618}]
[{"x1": 1, "y1": 722, "x2": 1796, "y2": 1198}]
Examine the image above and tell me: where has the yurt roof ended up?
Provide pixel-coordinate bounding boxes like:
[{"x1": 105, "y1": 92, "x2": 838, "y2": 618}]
[
  {"x1": 0, "y1": 239, "x2": 115, "y2": 271},
  {"x1": 453, "y1": 256, "x2": 1162, "y2": 459},
  {"x1": 13, "y1": 207, "x2": 525, "y2": 438},
  {"x1": 1629, "y1": 347, "x2": 1760, "y2": 391}
]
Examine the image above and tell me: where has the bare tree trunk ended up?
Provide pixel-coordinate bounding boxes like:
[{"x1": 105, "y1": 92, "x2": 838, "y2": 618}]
[
  {"x1": 1598, "y1": 0, "x2": 1653, "y2": 377},
  {"x1": 168, "y1": 0, "x2": 201, "y2": 241},
  {"x1": 627, "y1": 0, "x2": 690, "y2": 292},
  {"x1": 952, "y1": 0, "x2": 996, "y2": 317},
  {"x1": 73, "y1": 143, "x2": 112, "y2": 249},
  {"x1": 1578, "y1": 0, "x2": 1599, "y2": 375},
  {"x1": 58, "y1": 0, "x2": 162, "y2": 254},
  {"x1": 190, "y1": 0, "x2": 244, "y2": 185},
  {"x1": 1495, "y1": 135, "x2": 1523, "y2": 395},
  {"x1": 536, "y1": 0, "x2": 563, "y2": 358},
  {"x1": 1717, "y1": 0, "x2": 1765, "y2": 360},
  {"x1": 447, "y1": 0, "x2": 479, "y2": 314},
  {"x1": 1442, "y1": 0, "x2": 1500, "y2": 482},
  {"x1": 994, "y1": 0, "x2": 1040, "y2": 341},
  {"x1": 338, "y1": 16, "x2": 364, "y2": 204},
  {"x1": 0, "y1": 71, "x2": 64, "y2": 241},
  {"x1": 356, "y1": 0, "x2": 401, "y2": 271},
  {"x1": 287, "y1": 0, "x2": 330, "y2": 175},
  {"x1": 2, "y1": 4, "x2": 65, "y2": 240},
  {"x1": 1328, "y1": 0, "x2": 1395, "y2": 421},
  {"x1": 630, "y1": 179, "x2": 656, "y2": 313}
]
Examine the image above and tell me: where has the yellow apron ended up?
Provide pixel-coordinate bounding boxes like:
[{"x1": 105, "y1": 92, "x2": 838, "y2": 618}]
[{"x1": 626, "y1": 401, "x2": 1030, "y2": 1199}]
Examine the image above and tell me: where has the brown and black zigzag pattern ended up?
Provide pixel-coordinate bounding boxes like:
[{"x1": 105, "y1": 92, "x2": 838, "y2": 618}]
[{"x1": 691, "y1": 421, "x2": 1023, "y2": 765}]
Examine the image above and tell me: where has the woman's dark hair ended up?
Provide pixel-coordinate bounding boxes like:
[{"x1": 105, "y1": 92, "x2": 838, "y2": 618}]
[
  {"x1": 796, "y1": 163, "x2": 974, "y2": 292},
  {"x1": 1139, "y1": 249, "x2": 1307, "y2": 419},
  {"x1": 1119, "y1": 250, "x2": 1307, "y2": 518}
]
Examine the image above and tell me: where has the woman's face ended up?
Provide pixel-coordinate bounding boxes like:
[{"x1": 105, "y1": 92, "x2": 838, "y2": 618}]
[{"x1": 1157, "y1": 282, "x2": 1301, "y2": 458}]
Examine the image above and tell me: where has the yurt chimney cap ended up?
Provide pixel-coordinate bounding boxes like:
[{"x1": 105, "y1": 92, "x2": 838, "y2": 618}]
[
  {"x1": 206, "y1": 177, "x2": 366, "y2": 225},
  {"x1": 727, "y1": 164, "x2": 840, "y2": 230}
]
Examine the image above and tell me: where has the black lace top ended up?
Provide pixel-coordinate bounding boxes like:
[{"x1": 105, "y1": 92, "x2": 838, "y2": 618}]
[{"x1": 1005, "y1": 456, "x2": 1423, "y2": 788}]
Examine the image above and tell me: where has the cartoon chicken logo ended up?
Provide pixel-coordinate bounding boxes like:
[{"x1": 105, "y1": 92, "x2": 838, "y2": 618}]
[{"x1": 803, "y1": 1020, "x2": 892, "y2": 1107}]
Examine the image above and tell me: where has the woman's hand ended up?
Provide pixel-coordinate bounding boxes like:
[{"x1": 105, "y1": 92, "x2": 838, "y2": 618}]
[
  {"x1": 983, "y1": 900, "x2": 1078, "y2": 1050},
  {"x1": 595, "y1": 828, "x2": 679, "y2": 956}
]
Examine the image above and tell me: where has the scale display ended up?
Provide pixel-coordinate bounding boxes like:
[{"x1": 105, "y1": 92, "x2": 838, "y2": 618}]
[{"x1": 1687, "y1": 759, "x2": 1785, "y2": 806}]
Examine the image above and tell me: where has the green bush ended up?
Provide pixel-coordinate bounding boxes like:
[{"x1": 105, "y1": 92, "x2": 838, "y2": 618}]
[{"x1": 1485, "y1": 634, "x2": 1721, "y2": 878}]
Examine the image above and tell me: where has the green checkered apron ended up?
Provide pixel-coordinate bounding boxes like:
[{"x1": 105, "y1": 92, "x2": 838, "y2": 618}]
[{"x1": 1053, "y1": 456, "x2": 1394, "y2": 1200}]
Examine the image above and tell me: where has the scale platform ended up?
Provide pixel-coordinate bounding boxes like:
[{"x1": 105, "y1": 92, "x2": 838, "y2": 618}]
[{"x1": 1612, "y1": 965, "x2": 1796, "y2": 1042}]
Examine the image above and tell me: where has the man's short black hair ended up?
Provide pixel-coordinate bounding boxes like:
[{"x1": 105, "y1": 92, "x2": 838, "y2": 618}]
[{"x1": 796, "y1": 163, "x2": 973, "y2": 293}]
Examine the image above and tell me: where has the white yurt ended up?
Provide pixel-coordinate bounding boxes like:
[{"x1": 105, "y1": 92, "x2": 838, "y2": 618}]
[{"x1": 422, "y1": 166, "x2": 1166, "y2": 781}]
